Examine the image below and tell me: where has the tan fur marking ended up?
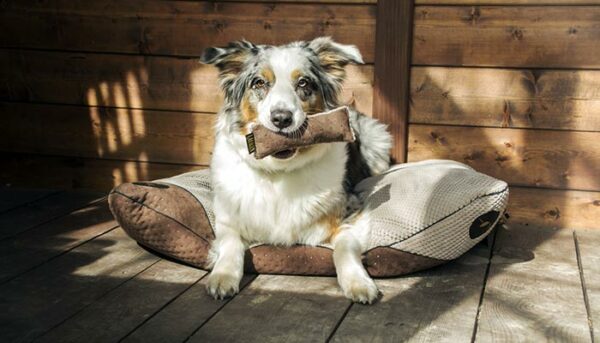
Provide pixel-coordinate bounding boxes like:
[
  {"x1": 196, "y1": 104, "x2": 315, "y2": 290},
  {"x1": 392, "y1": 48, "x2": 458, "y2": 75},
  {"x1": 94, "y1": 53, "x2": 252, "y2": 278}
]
[
  {"x1": 240, "y1": 95, "x2": 258, "y2": 134},
  {"x1": 319, "y1": 212, "x2": 343, "y2": 243},
  {"x1": 291, "y1": 69, "x2": 303, "y2": 82},
  {"x1": 261, "y1": 68, "x2": 275, "y2": 84}
]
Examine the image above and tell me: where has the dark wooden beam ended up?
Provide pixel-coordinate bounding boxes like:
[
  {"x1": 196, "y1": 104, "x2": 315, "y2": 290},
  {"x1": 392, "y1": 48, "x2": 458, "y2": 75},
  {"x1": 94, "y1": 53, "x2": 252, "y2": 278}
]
[{"x1": 372, "y1": 0, "x2": 414, "y2": 163}]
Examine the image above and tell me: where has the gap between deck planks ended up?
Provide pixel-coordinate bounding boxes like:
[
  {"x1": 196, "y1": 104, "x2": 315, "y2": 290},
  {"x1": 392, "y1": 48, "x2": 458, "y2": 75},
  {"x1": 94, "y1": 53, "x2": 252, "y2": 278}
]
[
  {"x1": 0, "y1": 188, "x2": 58, "y2": 213},
  {"x1": 475, "y1": 225, "x2": 592, "y2": 342},
  {"x1": 0, "y1": 190, "x2": 106, "y2": 239},
  {"x1": 0, "y1": 200, "x2": 118, "y2": 284},
  {"x1": 0, "y1": 189, "x2": 598, "y2": 342}
]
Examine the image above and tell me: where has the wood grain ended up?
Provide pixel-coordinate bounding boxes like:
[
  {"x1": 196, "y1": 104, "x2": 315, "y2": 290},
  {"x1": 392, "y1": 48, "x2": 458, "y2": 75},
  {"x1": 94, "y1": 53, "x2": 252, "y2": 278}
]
[
  {"x1": 188, "y1": 275, "x2": 350, "y2": 342},
  {"x1": 372, "y1": 0, "x2": 414, "y2": 163},
  {"x1": 0, "y1": 200, "x2": 117, "y2": 283},
  {"x1": 0, "y1": 188, "x2": 57, "y2": 213},
  {"x1": 416, "y1": 0, "x2": 600, "y2": 3},
  {"x1": 331, "y1": 244, "x2": 490, "y2": 342},
  {"x1": 0, "y1": 152, "x2": 203, "y2": 191},
  {"x1": 0, "y1": 49, "x2": 374, "y2": 115},
  {"x1": 475, "y1": 224, "x2": 591, "y2": 342},
  {"x1": 413, "y1": 6, "x2": 600, "y2": 68},
  {"x1": 0, "y1": 0, "x2": 376, "y2": 62},
  {"x1": 38, "y1": 260, "x2": 206, "y2": 343},
  {"x1": 0, "y1": 191, "x2": 104, "y2": 239},
  {"x1": 509, "y1": 187, "x2": 600, "y2": 229},
  {"x1": 123, "y1": 274, "x2": 256, "y2": 343},
  {"x1": 0, "y1": 229, "x2": 158, "y2": 342},
  {"x1": 0, "y1": 102, "x2": 216, "y2": 166},
  {"x1": 576, "y1": 229, "x2": 600, "y2": 341},
  {"x1": 410, "y1": 67, "x2": 600, "y2": 131},
  {"x1": 407, "y1": 124, "x2": 600, "y2": 191}
]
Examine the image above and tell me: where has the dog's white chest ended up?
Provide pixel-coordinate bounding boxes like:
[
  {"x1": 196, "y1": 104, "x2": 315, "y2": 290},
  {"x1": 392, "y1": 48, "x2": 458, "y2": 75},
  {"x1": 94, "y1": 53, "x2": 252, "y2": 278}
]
[{"x1": 211, "y1": 141, "x2": 347, "y2": 246}]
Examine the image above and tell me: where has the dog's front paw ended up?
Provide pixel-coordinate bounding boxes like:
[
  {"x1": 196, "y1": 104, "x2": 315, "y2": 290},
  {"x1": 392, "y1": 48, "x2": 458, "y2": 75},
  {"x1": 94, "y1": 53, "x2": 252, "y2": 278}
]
[
  {"x1": 338, "y1": 273, "x2": 379, "y2": 304},
  {"x1": 206, "y1": 271, "x2": 241, "y2": 300}
]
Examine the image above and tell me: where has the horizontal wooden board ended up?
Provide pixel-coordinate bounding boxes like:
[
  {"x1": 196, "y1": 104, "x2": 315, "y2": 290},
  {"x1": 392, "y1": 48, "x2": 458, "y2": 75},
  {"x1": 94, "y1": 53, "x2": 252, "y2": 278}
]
[
  {"x1": 221, "y1": 0, "x2": 377, "y2": 2},
  {"x1": 0, "y1": 49, "x2": 374, "y2": 115},
  {"x1": 410, "y1": 67, "x2": 600, "y2": 131},
  {"x1": 407, "y1": 124, "x2": 600, "y2": 191},
  {"x1": 413, "y1": 6, "x2": 600, "y2": 68},
  {"x1": 0, "y1": 0, "x2": 375, "y2": 62},
  {"x1": 508, "y1": 187, "x2": 600, "y2": 229},
  {"x1": 416, "y1": 1, "x2": 600, "y2": 3},
  {"x1": 0, "y1": 102, "x2": 215, "y2": 165},
  {"x1": 0, "y1": 153, "x2": 201, "y2": 191}
]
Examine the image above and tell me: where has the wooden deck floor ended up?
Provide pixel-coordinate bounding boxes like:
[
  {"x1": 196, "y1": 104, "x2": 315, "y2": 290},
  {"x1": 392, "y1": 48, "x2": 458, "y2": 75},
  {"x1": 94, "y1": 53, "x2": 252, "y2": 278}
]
[{"x1": 0, "y1": 188, "x2": 597, "y2": 343}]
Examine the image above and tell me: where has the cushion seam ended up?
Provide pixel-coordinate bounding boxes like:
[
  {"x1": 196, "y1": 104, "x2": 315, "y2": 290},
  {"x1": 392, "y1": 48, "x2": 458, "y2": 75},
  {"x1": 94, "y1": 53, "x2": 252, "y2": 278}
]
[
  {"x1": 365, "y1": 185, "x2": 508, "y2": 254},
  {"x1": 111, "y1": 189, "x2": 212, "y2": 245}
]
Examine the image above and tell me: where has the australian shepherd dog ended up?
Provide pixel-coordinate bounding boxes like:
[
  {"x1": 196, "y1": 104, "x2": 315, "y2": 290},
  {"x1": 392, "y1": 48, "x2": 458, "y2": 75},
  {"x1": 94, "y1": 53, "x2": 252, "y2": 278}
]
[{"x1": 200, "y1": 37, "x2": 392, "y2": 304}]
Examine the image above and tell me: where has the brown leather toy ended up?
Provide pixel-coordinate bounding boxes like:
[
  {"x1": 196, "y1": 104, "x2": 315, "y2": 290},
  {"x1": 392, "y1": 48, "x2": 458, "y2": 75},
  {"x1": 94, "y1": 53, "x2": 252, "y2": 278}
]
[{"x1": 246, "y1": 106, "x2": 355, "y2": 159}]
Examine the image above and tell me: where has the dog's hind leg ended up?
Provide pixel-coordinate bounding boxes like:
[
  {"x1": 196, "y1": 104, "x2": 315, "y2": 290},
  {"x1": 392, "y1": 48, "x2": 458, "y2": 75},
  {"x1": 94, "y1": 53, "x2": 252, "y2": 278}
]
[
  {"x1": 332, "y1": 212, "x2": 379, "y2": 304},
  {"x1": 205, "y1": 223, "x2": 246, "y2": 299}
]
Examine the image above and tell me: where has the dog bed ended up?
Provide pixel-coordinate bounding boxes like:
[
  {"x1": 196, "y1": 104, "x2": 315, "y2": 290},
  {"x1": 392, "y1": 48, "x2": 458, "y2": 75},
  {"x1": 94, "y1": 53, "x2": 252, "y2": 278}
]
[{"x1": 108, "y1": 160, "x2": 508, "y2": 277}]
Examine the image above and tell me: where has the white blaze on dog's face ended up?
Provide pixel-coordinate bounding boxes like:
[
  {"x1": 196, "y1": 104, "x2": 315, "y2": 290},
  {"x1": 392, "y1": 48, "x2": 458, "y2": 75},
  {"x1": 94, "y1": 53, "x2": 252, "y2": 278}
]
[{"x1": 201, "y1": 37, "x2": 363, "y2": 168}]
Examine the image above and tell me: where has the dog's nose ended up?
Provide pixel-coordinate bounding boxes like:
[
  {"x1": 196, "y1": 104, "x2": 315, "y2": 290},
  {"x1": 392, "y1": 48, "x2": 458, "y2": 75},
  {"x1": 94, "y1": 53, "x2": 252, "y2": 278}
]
[{"x1": 270, "y1": 109, "x2": 293, "y2": 129}]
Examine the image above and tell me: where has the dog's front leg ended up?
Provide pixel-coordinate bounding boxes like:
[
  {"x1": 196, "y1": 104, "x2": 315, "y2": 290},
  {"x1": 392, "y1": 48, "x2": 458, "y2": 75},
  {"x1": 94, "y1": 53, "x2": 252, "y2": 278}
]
[
  {"x1": 206, "y1": 223, "x2": 245, "y2": 299},
  {"x1": 333, "y1": 218, "x2": 379, "y2": 304}
]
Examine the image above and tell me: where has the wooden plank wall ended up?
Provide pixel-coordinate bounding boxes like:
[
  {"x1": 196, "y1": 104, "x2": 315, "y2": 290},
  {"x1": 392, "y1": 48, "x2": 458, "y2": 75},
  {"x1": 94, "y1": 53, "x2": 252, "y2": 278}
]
[
  {"x1": 0, "y1": 0, "x2": 376, "y2": 189},
  {"x1": 408, "y1": 0, "x2": 600, "y2": 228}
]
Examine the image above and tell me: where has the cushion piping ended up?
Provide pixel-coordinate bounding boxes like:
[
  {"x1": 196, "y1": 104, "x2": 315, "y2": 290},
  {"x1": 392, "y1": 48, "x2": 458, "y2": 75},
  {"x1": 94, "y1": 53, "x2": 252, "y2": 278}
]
[{"x1": 110, "y1": 189, "x2": 212, "y2": 245}]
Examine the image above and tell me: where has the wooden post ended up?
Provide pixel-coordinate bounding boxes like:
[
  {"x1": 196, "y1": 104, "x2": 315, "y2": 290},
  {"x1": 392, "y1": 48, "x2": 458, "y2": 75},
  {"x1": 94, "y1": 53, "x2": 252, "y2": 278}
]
[{"x1": 372, "y1": 0, "x2": 414, "y2": 163}]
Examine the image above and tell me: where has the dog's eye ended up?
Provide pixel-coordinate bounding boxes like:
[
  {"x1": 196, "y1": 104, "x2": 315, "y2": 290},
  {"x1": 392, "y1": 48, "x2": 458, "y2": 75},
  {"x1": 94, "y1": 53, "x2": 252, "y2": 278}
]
[
  {"x1": 252, "y1": 79, "x2": 266, "y2": 89},
  {"x1": 297, "y1": 78, "x2": 309, "y2": 89}
]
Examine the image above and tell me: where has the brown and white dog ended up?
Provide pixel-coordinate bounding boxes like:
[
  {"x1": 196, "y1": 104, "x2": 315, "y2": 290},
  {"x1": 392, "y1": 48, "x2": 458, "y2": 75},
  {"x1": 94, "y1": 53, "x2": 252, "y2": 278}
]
[{"x1": 200, "y1": 37, "x2": 392, "y2": 304}]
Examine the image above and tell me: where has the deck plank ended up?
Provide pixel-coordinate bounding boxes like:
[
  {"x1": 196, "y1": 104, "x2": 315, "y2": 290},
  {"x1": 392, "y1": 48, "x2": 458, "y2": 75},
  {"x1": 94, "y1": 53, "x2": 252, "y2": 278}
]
[
  {"x1": 0, "y1": 200, "x2": 117, "y2": 283},
  {"x1": 38, "y1": 259, "x2": 206, "y2": 343},
  {"x1": 330, "y1": 243, "x2": 490, "y2": 342},
  {"x1": 188, "y1": 275, "x2": 350, "y2": 342},
  {"x1": 123, "y1": 274, "x2": 256, "y2": 343},
  {"x1": 0, "y1": 188, "x2": 57, "y2": 213},
  {"x1": 0, "y1": 229, "x2": 158, "y2": 342},
  {"x1": 475, "y1": 225, "x2": 591, "y2": 342},
  {"x1": 576, "y1": 229, "x2": 600, "y2": 341},
  {"x1": 0, "y1": 190, "x2": 105, "y2": 239}
]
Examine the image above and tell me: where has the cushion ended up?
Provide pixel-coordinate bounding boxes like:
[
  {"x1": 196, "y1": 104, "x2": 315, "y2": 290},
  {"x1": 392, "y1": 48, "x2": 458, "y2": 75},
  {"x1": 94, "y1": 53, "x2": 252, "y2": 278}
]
[{"x1": 108, "y1": 159, "x2": 508, "y2": 277}]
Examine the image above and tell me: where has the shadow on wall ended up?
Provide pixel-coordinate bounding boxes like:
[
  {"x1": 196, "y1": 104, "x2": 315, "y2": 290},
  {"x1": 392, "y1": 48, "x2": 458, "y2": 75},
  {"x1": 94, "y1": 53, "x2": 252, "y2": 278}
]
[
  {"x1": 408, "y1": 66, "x2": 600, "y2": 228},
  {"x1": 79, "y1": 54, "x2": 371, "y2": 190}
]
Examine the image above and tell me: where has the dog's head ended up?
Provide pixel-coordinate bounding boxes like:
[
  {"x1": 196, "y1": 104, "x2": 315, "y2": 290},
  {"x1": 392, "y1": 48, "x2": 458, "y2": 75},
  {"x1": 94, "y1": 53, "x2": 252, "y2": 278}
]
[{"x1": 201, "y1": 37, "x2": 362, "y2": 170}]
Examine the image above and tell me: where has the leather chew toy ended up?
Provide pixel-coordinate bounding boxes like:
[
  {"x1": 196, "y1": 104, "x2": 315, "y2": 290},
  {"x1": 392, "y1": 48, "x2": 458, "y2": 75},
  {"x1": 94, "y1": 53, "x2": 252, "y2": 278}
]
[{"x1": 245, "y1": 106, "x2": 355, "y2": 159}]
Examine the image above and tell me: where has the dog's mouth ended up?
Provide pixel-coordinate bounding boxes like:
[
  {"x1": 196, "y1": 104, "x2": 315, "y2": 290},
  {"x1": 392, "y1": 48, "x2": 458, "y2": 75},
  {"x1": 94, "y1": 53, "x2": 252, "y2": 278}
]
[{"x1": 271, "y1": 149, "x2": 297, "y2": 160}]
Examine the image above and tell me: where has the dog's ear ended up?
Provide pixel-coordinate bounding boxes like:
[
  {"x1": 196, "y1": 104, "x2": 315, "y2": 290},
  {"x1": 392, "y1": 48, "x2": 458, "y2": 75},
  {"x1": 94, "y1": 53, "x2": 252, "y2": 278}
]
[
  {"x1": 200, "y1": 40, "x2": 258, "y2": 98},
  {"x1": 308, "y1": 37, "x2": 364, "y2": 82}
]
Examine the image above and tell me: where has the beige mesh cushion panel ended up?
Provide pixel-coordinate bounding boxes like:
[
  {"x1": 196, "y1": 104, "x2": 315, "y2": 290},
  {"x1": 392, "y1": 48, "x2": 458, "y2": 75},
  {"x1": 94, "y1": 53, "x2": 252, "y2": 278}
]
[
  {"x1": 355, "y1": 160, "x2": 509, "y2": 260},
  {"x1": 108, "y1": 160, "x2": 509, "y2": 277}
]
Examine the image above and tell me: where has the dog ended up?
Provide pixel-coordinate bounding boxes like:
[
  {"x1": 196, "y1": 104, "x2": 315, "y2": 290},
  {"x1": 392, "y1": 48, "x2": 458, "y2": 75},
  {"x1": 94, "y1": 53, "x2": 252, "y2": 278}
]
[{"x1": 200, "y1": 37, "x2": 392, "y2": 304}]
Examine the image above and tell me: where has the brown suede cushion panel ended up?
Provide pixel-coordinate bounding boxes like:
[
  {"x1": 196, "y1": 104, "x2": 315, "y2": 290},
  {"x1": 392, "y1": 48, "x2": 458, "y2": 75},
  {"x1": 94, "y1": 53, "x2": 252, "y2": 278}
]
[{"x1": 108, "y1": 181, "x2": 444, "y2": 277}]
